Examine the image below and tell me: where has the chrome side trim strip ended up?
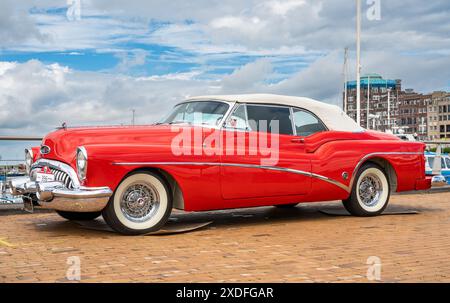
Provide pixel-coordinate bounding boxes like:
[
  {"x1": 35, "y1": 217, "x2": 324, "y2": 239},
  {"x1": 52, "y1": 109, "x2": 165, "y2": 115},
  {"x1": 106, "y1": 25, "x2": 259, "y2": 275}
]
[
  {"x1": 113, "y1": 152, "x2": 423, "y2": 193},
  {"x1": 113, "y1": 161, "x2": 350, "y2": 192},
  {"x1": 310, "y1": 172, "x2": 350, "y2": 192}
]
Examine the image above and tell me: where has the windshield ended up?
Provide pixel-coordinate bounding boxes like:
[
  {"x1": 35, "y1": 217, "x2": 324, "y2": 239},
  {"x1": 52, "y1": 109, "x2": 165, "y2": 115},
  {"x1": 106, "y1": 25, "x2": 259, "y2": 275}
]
[{"x1": 159, "y1": 101, "x2": 230, "y2": 127}]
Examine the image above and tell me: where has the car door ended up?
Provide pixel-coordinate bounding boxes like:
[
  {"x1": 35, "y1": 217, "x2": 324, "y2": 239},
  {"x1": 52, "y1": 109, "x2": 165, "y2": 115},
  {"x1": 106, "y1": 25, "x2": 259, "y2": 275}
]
[{"x1": 219, "y1": 103, "x2": 313, "y2": 200}]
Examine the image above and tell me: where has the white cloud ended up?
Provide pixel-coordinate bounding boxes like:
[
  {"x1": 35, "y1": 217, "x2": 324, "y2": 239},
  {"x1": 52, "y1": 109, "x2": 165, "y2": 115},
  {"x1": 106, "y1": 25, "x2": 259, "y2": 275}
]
[
  {"x1": 221, "y1": 58, "x2": 273, "y2": 92},
  {"x1": 2, "y1": 0, "x2": 449, "y2": 57},
  {"x1": 0, "y1": 0, "x2": 48, "y2": 47},
  {"x1": 265, "y1": 0, "x2": 306, "y2": 16},
  {"x1": 270, "y1": 51, "x2": 345, "y2": 106},
  {"x1": 0, "y1": 60, "x2": 216, "y2": 136},
  {"x1": 0, "y1": 62, "x2": 17, "y2": 76},
  {"x1": 115, "y1": 49, "x2": 149, "y2": 72}
]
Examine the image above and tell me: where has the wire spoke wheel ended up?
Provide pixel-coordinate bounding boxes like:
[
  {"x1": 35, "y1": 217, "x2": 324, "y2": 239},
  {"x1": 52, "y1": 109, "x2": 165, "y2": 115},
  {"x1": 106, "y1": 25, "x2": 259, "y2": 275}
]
[
  {"x1": 343, "y1": 163, "x2": 390, "y2": 216},
  {"x1": 358, "y1": 173, "x2": 383, "y2": 207},
  {"x1": 102, "y1": 172, "x2": 172, "y2": 235},
  {"x1": 120, "y1": 183, "x2": 160, "y2": 223}
]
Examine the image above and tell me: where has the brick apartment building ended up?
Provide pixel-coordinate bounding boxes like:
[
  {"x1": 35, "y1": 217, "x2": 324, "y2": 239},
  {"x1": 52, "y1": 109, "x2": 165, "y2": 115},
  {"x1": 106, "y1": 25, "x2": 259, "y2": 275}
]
[
  {"x1": 344, "y1": 74, "x2": 449, "y2": 141},
  {"x1": 428, "y1": 91, "x2": 450, "y2": 139},
  {"x1": 345, "y1": 74, "x2": 400, "y2": 132},
  {"x1": 396, "y1": 89, "x2": 431, "y2": 140}
]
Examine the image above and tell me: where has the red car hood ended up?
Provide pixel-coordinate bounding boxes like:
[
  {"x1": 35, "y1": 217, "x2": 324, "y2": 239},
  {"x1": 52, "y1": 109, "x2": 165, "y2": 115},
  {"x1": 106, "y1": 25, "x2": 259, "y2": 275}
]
[{"x1": 40, "y1": 125, "x2": 187, "y2": 164}]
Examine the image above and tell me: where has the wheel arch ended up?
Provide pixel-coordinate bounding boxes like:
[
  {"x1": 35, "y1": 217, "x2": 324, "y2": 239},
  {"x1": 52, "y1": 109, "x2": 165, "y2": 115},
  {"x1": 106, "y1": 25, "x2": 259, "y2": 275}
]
[
  {"x1": 122, "y1": 167, "x2": 185, "y2": 210},
  {"x1": 358, "y1": 157, "x2": 398, "y2": 193}
]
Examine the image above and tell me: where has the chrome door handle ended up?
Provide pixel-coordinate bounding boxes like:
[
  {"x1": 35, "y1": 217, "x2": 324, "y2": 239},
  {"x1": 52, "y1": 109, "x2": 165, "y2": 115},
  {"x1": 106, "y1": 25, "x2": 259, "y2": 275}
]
[{"x1": 291, "y1": 138, "x2": 304, "y2": 143}]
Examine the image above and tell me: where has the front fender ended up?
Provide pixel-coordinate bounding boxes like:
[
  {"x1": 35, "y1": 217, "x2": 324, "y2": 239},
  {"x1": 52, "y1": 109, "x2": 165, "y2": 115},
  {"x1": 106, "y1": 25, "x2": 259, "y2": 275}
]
[{"x1": 81, "y1": 144, "x2": 192, "y2": 190}]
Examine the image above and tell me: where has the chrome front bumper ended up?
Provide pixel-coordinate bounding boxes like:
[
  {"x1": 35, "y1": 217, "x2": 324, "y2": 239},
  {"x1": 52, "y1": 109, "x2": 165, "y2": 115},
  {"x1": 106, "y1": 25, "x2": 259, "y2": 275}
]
[
  {"x1": 3, "y1": 159, "x2": 113, "y2": 212},
  {"x1": 5, "y1": 177, "x2": 112, "y2": 212}
]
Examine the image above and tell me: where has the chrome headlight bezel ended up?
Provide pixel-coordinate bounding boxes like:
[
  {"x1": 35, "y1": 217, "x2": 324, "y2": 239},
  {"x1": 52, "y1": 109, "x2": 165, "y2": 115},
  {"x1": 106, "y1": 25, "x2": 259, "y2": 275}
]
[
  {"x1": 76, "y1": 146, "x2": 88, "y2": 181},
  {"x1": 25, "y1": 148, "x2": 33, "y2": 174}
]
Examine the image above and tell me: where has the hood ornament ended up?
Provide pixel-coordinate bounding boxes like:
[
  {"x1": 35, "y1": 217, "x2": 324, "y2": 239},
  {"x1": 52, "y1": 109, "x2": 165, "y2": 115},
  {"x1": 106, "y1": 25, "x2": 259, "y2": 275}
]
[{"x1": 57, "y1": 122, "x2": 68, "y2": 130}]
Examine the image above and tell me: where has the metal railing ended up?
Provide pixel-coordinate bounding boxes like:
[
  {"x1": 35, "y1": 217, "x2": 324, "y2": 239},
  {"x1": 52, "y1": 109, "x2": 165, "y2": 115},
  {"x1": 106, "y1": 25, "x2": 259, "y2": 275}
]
[
  {"x1": 0, "y1": 136, "x2": 43, "y2": 208},
  {"x1": 0, "y1": 136, "x2": 43, "y2": 141}
]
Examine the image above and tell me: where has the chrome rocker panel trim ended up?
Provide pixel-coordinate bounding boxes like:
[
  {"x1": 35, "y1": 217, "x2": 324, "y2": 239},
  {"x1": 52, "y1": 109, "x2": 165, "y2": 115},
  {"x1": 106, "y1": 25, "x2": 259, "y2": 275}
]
[{"x1": 114, "y1": 161, "x2": 351, "y2": 192}]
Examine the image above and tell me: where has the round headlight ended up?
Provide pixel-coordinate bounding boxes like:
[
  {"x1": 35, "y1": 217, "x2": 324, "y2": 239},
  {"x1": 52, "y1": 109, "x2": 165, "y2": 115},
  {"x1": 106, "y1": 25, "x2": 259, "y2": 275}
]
[
  {"x1": 25, "y1": 148, "x2": 33, "y2": 174},
  {"x1": 76, "y1": 147, "x2": 88, "y2": 181}
]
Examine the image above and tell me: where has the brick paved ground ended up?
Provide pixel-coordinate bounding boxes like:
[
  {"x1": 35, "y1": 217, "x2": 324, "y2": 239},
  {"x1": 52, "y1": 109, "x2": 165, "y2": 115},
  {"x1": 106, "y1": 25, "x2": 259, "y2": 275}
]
[{"x1": 0, "y1": 191, "x2": 449, "y2": 283}]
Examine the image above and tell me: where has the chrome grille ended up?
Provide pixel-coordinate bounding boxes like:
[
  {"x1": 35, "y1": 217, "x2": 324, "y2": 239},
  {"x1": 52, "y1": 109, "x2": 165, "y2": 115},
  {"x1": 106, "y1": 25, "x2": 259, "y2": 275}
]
[{"x1": 50, "y1": 168, "x2": 74, "y2": 189}]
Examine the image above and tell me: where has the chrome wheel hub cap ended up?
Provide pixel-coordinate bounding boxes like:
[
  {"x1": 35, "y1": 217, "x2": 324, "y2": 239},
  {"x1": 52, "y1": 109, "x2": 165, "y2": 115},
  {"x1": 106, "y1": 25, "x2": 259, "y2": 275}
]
[
  {"x1": 120, "y1": 183, "x2": 160, "y2": 222},
  {"x1": 358, "y1": 173, "x2": 383, "y2": 207}
]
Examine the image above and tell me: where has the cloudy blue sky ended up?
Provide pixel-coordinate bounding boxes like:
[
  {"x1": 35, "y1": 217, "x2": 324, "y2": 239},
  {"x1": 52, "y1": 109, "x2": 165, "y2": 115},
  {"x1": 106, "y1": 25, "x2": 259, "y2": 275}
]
[{"x1": 1, "y1": 0, "x2": 450, "y2": 160}]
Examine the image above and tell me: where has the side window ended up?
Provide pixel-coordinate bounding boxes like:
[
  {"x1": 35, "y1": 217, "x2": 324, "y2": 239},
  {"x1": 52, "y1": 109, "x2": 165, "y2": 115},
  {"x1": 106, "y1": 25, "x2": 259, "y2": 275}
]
[
  {"x1": 246, "y1": 105, "x2": 294, "y2": 135},
  {"x1": 446, "y1": 158, "x2": 450, "y2": 169},
  {"x1": 224, "y1": 104, "x2": 248, "y2": 130},
  {"x1": 292, "y1": 108, "x2": 327, "y2": 137}
]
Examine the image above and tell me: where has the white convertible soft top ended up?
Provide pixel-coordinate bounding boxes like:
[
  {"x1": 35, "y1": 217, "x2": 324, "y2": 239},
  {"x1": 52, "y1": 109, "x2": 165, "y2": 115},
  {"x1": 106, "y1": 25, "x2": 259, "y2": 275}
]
[{"x1": 186, "y1": 94, "x2": 363, "y2": 132}]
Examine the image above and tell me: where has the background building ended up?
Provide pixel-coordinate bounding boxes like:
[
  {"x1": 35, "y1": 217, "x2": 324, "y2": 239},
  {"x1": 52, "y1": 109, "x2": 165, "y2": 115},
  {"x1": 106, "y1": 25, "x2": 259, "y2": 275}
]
[
  {"x1": 396, "y1": 89, "x2": 430, "y2": 141},
  {"x1": 428, "y1": 91, "x2": 450, "y2": 139},
  {"x1": 345, "y1": 74, "x2": 400, "y2": 132},
  {"x1": 344, "y1": 74, "x2": 450, "y2": 141},
  {"x1": 428, "y1": 92, "x2": 443, "y2": 140}
]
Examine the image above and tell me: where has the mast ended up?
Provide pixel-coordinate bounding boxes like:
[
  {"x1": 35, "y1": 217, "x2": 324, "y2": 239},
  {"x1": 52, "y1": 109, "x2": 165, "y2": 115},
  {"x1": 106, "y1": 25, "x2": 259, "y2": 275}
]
[
  {"x1": 366, "y1": 75, "x2": 370, "y2": 129},
  {"x1": 387, "y1": 88, "x2": 391, "y2": 131},
  {"x1": 356, "y1": 0, "x2": 361, "y2": 126},
  {"x1": 343, "y1": 47, "x2": 349, "y2": 113}
]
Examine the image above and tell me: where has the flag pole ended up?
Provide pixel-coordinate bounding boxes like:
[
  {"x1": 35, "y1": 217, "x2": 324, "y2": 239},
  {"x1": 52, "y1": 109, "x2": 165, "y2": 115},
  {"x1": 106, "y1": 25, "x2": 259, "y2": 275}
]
[
  {"x1": 366, "y1": 75, "x2": 370, "y2": 129},
  {"x1": 356, "y1": 0, "x2": 361, "y2": 126},
  {"x1": 343, "y1": 47, "x2": 348, "y2": 113}
]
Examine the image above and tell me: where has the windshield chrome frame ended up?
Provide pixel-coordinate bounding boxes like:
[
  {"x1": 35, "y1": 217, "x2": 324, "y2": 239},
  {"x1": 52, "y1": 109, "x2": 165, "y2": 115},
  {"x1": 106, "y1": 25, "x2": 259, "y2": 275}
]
[{"x1": 164, "y1": 99, "x2": 236, "y2": 130}]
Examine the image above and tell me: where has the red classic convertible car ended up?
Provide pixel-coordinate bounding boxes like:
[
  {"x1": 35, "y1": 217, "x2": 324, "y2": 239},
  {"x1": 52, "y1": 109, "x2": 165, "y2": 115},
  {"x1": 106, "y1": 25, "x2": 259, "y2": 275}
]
[{"x1": 7, "y1": 94, "x2": 431, "y2": 234}]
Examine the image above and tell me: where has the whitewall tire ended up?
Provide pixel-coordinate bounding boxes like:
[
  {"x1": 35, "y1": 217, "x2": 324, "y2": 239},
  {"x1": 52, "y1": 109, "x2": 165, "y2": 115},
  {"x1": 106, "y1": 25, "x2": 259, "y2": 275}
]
[
  {"x1": 102, "y1": 172, "x2": 172, "y2": 235},
  {"x1": 343, "y1": 163, "x2": 390, "y2": 216}
]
